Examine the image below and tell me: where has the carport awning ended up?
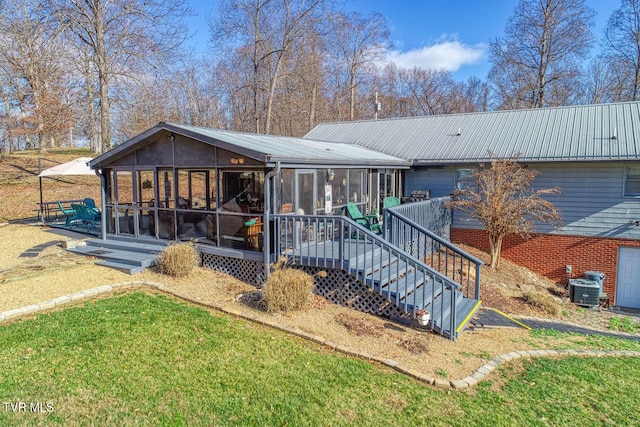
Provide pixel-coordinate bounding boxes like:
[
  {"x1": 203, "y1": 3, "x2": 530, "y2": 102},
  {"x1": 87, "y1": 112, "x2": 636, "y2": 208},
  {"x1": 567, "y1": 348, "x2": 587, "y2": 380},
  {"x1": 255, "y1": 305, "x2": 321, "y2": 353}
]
[{"x1": 38, "y1": 157, "x2": 94, "y2": 177}]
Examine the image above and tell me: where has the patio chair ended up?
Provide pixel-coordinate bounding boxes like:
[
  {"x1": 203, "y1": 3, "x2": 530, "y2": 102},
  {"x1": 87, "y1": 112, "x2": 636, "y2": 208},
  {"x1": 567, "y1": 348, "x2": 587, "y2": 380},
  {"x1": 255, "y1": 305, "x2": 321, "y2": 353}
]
[
  {"x1": 71, "y1": 203, "x2": 100, "y2": 231},
  {"x1": 57, "y1": 201, "x2": 79, "y2": 226},
  {"x1": 344, "y1": 202, "x2": 382, "y2": 234},
  {"x1": 383, "y1": 196, "x2": 400, "y2": 209},
  {"x1": 83, "y1": 198, "x2": 101, "y2": 221}
]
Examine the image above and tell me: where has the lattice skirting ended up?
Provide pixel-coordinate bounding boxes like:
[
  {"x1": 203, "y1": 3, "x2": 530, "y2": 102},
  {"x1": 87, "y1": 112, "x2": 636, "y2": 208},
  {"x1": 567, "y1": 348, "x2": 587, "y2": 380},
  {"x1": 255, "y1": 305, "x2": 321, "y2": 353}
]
[
  {"x1": 200, "y1": 253, "x2": 266, "y2": 286},
  {"x1": 200, "y1": 253, "x2": 405, "y2": 318},
  {"x1": 299, "y1": 266, "x2": 406, "y2": 318}
]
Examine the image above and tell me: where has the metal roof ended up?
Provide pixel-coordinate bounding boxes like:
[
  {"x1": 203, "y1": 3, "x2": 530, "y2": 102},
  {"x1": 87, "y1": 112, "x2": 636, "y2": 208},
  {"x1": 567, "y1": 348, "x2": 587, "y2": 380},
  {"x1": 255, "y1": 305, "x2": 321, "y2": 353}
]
[
  {"x1": 304, "y1": 101, "x2": 640, "y2": 164},
  {"x1": 90, "y1": 122, "x2": 409, "y2": 169}
]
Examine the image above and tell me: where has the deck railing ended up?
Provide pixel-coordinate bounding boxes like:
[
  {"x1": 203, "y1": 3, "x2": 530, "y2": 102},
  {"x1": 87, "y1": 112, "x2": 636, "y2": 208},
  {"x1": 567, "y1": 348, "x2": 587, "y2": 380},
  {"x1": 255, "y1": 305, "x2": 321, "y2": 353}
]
[
  {"x1": 272, "y1": 213, "x2": 464, "y2": 339},
  {"x1": 383, "y1": 198, "x2": 483, "y2": 300}
]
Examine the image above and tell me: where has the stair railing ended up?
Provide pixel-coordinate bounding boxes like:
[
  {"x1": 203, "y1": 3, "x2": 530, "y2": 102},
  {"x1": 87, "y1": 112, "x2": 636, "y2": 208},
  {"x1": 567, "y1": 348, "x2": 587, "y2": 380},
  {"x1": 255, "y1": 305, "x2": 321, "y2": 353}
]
[
  {"x1": 272, "y1": 213, "x2": 463, "y2": 339},
  {"x1": 383, "y1": 203, "x2": 483, "y2": 300}
]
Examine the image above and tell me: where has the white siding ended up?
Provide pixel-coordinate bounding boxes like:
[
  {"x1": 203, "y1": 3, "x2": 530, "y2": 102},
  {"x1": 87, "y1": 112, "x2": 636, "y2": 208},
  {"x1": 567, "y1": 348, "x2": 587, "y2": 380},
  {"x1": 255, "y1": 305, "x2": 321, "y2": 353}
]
[{"x1": 405, "y1": 162, "x2": 640, "y2": 239}]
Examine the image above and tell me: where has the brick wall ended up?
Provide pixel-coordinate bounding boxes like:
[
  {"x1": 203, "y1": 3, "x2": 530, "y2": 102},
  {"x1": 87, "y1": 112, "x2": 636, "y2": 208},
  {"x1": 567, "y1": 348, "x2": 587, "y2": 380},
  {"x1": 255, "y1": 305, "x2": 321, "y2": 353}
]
[{"x1": 451, "y1": 228, "x2": 640, "y2": 306}]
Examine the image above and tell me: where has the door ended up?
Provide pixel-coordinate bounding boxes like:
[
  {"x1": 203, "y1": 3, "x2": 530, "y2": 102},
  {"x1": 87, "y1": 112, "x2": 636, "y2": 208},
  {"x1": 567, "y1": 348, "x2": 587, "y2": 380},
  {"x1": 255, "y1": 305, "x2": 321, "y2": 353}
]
[
  {"x1": 617, "y1": 247, "x2": 640, "y2": 308},
  {"x1": 295, "y1": 170, "x2": 316, "y2": 215}
]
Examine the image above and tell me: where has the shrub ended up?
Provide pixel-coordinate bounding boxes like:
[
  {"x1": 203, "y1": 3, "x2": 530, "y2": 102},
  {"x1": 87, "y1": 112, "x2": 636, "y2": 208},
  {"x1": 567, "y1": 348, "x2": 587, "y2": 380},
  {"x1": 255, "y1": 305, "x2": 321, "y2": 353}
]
[
  {"x1": 156, "y1": 243, "x2": 200, "y2": 278},
  {"x1": 262, "y1": 259, "x2": 314, "y2": 313},
  {"x1": 522, "y1": 291, "x2": 560, "y2": 316}
]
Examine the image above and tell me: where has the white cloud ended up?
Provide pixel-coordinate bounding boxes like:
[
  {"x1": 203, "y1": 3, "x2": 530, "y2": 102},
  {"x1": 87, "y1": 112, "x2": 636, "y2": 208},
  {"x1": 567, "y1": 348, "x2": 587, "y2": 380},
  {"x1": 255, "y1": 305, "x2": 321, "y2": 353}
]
[{"x1": 385, "y1": 40, "x2": 486, "y2": 72}]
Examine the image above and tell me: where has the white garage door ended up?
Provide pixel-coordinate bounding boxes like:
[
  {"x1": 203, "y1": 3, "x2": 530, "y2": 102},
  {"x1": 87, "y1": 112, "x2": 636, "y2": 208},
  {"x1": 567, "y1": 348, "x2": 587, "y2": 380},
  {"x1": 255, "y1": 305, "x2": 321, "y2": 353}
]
[{"x1": 617, "y1": 247, "x2": 640, "y2": 309}]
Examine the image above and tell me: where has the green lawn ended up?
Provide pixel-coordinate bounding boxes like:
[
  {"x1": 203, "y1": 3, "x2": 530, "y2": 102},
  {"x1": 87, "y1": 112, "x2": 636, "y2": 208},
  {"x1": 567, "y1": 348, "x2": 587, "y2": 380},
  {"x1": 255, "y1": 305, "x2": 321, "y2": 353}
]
[{"x1": 1, "y1": 292, "x2": 640, "y2": 426}]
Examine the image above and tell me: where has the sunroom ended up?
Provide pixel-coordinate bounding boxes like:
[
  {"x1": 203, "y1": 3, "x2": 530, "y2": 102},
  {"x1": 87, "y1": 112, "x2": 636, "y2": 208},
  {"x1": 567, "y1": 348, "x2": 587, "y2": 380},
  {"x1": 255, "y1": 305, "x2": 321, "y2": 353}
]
[{"x1": 89, "y1": 122, "x2": 408, "y2": 261}]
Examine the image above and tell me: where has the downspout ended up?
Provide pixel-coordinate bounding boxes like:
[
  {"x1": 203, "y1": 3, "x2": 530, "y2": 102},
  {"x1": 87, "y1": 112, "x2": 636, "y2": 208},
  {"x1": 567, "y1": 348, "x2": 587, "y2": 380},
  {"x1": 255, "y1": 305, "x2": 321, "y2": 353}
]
[
  {"x1": 263, "y1": 161, "x2": 281, "y2": 284},
  {"x1": 95, "y1": 168, "x2": 107, "y2": 241}
]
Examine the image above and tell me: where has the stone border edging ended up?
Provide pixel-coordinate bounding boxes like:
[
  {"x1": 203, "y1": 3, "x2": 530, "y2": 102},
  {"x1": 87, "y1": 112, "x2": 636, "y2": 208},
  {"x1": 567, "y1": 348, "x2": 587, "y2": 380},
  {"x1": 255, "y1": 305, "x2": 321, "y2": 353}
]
[{"x1": 2, "y1": 281, "x2": 640, "y2": 390}]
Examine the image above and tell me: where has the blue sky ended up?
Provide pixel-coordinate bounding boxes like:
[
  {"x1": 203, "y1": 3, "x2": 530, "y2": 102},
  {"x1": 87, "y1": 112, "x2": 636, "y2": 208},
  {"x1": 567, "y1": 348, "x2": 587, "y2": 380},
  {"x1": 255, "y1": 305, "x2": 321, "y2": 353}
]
[{"x1": 187, "y1": 0, "x2": 620, "y2": 81}]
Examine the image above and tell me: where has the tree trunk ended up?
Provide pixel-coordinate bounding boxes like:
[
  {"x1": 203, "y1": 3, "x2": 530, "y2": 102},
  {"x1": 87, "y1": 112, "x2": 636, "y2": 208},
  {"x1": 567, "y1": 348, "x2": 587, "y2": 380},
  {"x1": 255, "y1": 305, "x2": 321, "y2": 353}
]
[
  {"x1": 349, "y1": 67, "x2": 356, "y2": 120},
  {"x1": 97, "y1": 58, "x2": 110, "y2": 153},
  {"x1": 94, "y1": 2, "x2": 110, "y2": 153},
  {"x1": 265, "y1": 53, "x2": 283, "y2": 135},
  {"x1": 309, "y1": 80, "x2": 317, "y2": 132},
  {"x1": 489, "y1": 235, "x2": 503, "y2": 269},
  {"x1": 2, "y1": 88, "x2": 12, "y2": 154}
]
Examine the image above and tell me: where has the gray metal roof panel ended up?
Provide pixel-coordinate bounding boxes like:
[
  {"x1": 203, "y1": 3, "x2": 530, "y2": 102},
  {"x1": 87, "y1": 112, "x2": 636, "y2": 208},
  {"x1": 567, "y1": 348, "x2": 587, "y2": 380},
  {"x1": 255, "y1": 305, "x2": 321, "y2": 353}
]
[
  {"x1": 305, "y1": 101, "x2": 640, "y2": 163},
  {"x1": 167, "y1": 123, "x2": 408, "y2": 165},
  {"x1": 91, "y1": 122, "x2": 409, "y2": 169}
]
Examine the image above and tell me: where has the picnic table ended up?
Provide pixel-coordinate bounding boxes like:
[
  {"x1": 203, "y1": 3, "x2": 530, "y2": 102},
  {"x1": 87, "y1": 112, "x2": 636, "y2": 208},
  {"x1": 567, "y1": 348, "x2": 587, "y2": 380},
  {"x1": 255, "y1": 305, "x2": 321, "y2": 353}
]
[{"x1": 38, "y1": 199, "x2": 85, "y2": 223}]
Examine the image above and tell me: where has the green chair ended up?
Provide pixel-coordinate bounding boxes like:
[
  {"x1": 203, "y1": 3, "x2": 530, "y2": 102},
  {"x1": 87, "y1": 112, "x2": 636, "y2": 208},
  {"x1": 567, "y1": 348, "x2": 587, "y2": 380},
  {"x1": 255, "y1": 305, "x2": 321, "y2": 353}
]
[
  {"x1": 57, "y1": 201, "x2": 79, "y2": 226},
  {"x1": 71, "y1": 203, "x2": 100, "y2": 231},
  {"x1": 383, "y1": 196, "x2": 400, "y2": 209},
  {"x1": 83, "y1": 198, "x2": 101, "y2": 221},
  {"x1": 344, "y1": 202, "x2": 382, "y2": 234}
]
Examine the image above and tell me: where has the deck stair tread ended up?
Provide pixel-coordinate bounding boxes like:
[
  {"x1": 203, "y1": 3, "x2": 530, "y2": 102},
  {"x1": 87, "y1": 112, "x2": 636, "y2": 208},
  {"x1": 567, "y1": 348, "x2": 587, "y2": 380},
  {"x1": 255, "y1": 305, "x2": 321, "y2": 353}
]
[
  {"x1": 432, "y1": 297, "x2": 481, "y2": 338},
  {"x1": 365, "y1": 263, "x2": 412, "y2": 288},
  {"x1": 380, "y1": 272, "x2": 430, "y2": 300},
  {"x1": 454, "y1": 298, "x2": 482, "y2": 333},
  {"x1": 85, "y1": 239, "x2": 168, "y2": 254},
  {"x1": 68, "y1": 245, "x2": 156, "y2": 267},
  {"x1": 348, "y1": 253, "x2": 399, "y2": 277},
  {"x1": 347, "y1": 247, "x2": 396, "y2": 266},
  {"x1": 426, "y1": 291, "x2": 476, "y2": 335},
  {"x1": 96, "y1": 260, "x2": 147, "y2": 275}
]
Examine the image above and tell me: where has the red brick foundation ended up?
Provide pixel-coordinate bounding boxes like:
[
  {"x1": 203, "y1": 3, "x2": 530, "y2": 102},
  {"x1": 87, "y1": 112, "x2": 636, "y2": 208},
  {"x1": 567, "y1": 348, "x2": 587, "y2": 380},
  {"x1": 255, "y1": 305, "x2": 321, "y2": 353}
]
[{"x1": 451, "y1": 228, "x2": 640, "y2": 306}]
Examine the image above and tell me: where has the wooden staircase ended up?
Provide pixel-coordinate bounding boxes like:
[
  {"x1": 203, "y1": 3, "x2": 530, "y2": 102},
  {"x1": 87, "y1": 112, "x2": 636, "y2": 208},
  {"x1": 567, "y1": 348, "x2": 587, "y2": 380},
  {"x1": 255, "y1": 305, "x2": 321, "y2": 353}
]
[
  {"x1": 274, "y1": 213, "x2": 483, "y2": 340},
  {"x1": 345, "y1": 242, "x2": 481, "y2": 339}
]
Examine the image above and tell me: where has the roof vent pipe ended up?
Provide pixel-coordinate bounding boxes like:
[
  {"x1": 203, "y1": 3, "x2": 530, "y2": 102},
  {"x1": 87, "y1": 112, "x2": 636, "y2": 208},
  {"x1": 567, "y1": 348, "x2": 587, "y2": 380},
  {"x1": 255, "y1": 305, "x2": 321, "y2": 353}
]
[
  {"x1": 612, "y1": 127, "x2": 617, "y2": 140},
  {"x1": 456, "y1": 128, "x2": 461, "y2": 136}
]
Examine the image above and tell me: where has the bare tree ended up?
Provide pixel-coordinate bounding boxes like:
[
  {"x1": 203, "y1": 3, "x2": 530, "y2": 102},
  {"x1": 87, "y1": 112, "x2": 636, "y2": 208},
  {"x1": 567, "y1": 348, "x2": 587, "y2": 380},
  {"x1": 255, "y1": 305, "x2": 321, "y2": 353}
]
[
  {"x1": 328, "y1": 11, "x2": 389, "y2": 121},
  {"x1": 374, "y1": 64, "x2": 488, "y2": 118},
  {"x1": 51, "y1": 0, "x2": 190, "y2": 152},
  {"x1": 579, "y1": 56, "x2": 634, "y2": 104},
  {"x1": 0, "y1": 0, "x2": 74, "y2": 153},
  {"x1": 602, "y1": 0, "x2": 640, "y2": 101},
  {"x1": 448, "y1": 155, "x2": 562, "y2": 269},
  {"x1": 210, "y1": 0, "x2": 330, "y2": 134},
  {"x1": 488, "y1": 0, "x2": 595, "y2": 109}
]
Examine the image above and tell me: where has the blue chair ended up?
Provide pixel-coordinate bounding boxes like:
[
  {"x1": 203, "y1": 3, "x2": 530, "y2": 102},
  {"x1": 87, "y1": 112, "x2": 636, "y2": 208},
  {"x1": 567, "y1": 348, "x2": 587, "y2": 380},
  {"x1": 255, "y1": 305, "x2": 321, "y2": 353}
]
[
  {"x1": 57, "y1": 201, "x2": 79, "y2": 226},
  {"x1": 83, "y1": 198, "x2": 101, "y2": 221},
  {"x1": 72, "y1": 204, "x2": 100, "y2": 231}
]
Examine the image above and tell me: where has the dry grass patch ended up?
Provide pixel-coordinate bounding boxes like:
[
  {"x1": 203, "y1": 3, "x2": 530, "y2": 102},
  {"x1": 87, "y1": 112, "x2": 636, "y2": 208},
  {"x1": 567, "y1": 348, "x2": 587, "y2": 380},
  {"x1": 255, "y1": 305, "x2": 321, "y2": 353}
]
[
  {"x1": 156, "y1": 243, "x2": 200, "y2": 278},
  {"x1": 396, "y1": 335, "x2": 429, "y2": 354},
  {"x1": 334, "y1": 313, "x2": 384, "y2": 337}
]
